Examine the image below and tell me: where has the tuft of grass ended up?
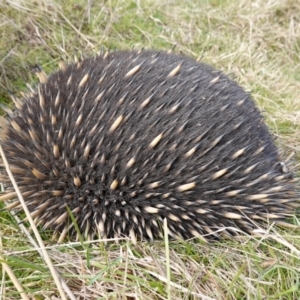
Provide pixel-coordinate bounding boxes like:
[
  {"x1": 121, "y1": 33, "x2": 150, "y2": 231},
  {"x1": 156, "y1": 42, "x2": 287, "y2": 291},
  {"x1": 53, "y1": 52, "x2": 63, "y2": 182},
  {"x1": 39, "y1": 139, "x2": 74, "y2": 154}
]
[{"x1": 0, "y1": 0, "x2": 300, "y2": 299}]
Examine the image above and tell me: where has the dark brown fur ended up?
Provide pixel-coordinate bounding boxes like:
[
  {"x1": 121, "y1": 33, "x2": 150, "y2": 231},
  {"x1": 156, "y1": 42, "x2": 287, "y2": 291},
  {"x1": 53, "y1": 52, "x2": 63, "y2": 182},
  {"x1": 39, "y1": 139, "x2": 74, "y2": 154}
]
[{"x1": 0, "y1": 50, "x2": 299, "y2": 242}]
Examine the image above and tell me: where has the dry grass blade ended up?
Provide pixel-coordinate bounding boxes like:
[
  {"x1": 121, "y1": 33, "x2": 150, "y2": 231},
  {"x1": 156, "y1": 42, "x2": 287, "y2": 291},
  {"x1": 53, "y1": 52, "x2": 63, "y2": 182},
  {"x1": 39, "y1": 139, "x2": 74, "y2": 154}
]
[
  {"x1": 0, "y1": 145, "x2": 71, "y2": 300},
  {"x1": 0, "y1": 239, "x2": 30, "y2": 300},
  {"x1": 164, "y1": 218, "x2": 171, "y2": 300}
]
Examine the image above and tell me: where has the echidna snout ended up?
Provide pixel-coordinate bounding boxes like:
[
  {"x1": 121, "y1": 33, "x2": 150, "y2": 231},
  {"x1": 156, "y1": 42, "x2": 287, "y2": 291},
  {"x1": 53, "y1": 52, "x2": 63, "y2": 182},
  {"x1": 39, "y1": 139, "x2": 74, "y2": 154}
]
[{"x1": 0, "y1": 50, "x2": 299, "y2": 243}]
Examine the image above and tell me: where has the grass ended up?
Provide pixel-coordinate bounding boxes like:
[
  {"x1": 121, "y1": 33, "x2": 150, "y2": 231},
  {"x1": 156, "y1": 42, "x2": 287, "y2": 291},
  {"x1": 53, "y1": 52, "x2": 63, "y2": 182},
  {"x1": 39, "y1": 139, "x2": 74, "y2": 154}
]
[{"x1": 0, "y1": 0, "x2": 300, "y2": 299}]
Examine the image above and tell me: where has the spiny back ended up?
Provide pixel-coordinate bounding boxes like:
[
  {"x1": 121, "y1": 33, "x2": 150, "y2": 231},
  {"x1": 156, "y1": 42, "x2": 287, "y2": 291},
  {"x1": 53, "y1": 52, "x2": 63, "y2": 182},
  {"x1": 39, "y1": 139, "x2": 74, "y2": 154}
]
[{"x1": 0, "y1": 50, "x2": 299, "y2": 242}]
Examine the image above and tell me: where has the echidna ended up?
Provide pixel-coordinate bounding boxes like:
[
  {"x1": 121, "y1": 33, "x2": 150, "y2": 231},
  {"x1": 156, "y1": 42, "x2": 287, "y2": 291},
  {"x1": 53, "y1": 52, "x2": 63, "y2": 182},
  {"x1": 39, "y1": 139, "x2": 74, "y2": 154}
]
[{"x1": 0, "y1": 50, "x2": 299, "y2": 243}]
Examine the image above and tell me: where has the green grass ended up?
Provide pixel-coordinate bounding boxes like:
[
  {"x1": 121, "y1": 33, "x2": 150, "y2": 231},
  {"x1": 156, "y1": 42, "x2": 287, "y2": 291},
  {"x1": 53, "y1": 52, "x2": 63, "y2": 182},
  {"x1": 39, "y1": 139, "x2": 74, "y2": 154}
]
[{"x1": 0, "y1": 0, "x2": 300, "y2": 299}]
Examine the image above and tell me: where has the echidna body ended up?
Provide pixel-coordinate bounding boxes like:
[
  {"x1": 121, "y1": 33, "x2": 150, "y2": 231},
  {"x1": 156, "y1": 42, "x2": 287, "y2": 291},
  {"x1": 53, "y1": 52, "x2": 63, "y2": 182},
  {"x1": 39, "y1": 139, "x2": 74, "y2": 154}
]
[{"x1": 0, "y1": 50, "x2": 299, "y2": 242}]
